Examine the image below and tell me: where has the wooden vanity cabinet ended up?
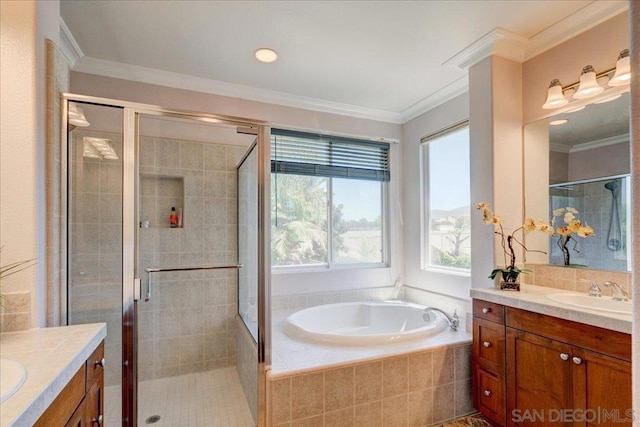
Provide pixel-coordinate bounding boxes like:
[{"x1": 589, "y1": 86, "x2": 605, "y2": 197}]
[
  {"x1": 35, "y1": 341, "x2": 105, "y2": 427},
  {"x1": 472, "y1": 300, "x2": 507, "y2": 426},
  {"x1": 472, "y1": 300, "x2": 632, "y2": 427}
]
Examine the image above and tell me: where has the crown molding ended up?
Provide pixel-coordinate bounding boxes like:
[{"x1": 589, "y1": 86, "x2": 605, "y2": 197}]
[
  {"x1": 59, "y1": 18, "x2": 83, "y2": 68},
  {"x1": 400, "y1": 76, "x2": 468, "y2": 123},
  {"x1": 72, "y1": 56, "x2": 403, "y2": 124},
  {"x1": 443, "y1": 28, "x2": 529, "y2": 70},
  {"x1": 524, "y1": 1, "x2": 629, "y2": 61},
  {"x1": 570, "y1": 133, "x2": 629, "y2": 153},
  {"x1": 550, "y1": 143, "x2": 571, "y2": 153}
]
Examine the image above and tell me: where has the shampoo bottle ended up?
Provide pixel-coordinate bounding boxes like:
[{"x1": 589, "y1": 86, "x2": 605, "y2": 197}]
[{"x1": 170, "y1": 207, "x2": 178, "y2": 228}]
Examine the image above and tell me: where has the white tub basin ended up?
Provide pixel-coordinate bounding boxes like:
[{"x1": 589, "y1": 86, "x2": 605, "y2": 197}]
[
  {"x1": 283, "y1": 301, "x2": 449, "y2": 345},
  {"x1": 0, "y1": 358, "x2": 27, "y2": 403},
  {"x1": 546, "y1": 293, "x2": 632, "y2": 315}
]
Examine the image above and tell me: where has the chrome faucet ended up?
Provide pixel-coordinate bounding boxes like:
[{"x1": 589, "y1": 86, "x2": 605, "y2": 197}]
[
  {"x1": 602, "y1": 281, "x2": 629, "y2": 301},
  {"x1": 424, "y1": 307, "x2": 459, "y2": 331},
  {"x1": 580, "y1": 279, "x2": 602, "y2": 297}
]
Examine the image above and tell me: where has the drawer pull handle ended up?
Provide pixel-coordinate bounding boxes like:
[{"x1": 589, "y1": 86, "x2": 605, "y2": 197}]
[
  {"x1": 483, "y1": 390, "x2": 492, "y2": 397},
  {"x1": 482, "y1": 307, "x2": 491, "y2": 314},
  {"x1": 92, "y1": 414, "x2": 103, "y2": 425},
  {"x1": 95, "y1": 358, "x2": 106, "y2": 368},
  {"x1": 572, "y1": 357, "x2": 582, "y2": 365},
  {"x1": 482, "y1": 341, "x2": 491, "y2": 348},
  {"x1": 560, "y1": 353, "x2": 569, "y2": 361}
]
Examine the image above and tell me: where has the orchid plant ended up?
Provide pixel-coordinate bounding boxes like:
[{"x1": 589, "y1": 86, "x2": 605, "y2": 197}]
[
  {"x1": 551, "y1": 207, "x2": 595, "y2": 266},
  {"x1": 477, "y1": 203, "x2": 553, "y2": 287}
]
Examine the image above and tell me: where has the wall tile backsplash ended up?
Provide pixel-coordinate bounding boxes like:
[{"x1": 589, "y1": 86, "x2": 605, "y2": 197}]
[
  {"x1": 524, "y1": 263, "x2": 631, "y2": 295},
  {"x1": 0, "y1": 292, "x2": 31, "y2": 332}
]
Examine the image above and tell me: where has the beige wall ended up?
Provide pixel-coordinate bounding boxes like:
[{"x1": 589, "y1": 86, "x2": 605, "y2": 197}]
[
  {"x1": 629, "y1": 0, "x2": 639, "y2": 419},
  {"x1": 0, "y1": 1, "x2": 59, "y2": 328}
]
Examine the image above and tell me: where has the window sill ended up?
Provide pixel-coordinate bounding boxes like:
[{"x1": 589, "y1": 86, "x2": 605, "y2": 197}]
[{"x1": 421, "y1": 266, "x2": 471, "y2": 277}]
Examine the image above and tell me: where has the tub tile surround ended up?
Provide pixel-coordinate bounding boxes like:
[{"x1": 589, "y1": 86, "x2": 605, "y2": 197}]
[
  {"x1": 271, "y1": 286, "x2": 397, "y2": 312},
  {"x1": 267, "y1": 342, "x2": 474, "y2": 426},
  {"x1": 0, "y1": 292, "x2": 31, "y2": 332}
]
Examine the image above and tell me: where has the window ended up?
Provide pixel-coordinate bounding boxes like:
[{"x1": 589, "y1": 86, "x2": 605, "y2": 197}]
[
  {"x1": 421, "y1": 122, "x2": 471, "y2": 272},
  {"x1": 271, "y1": 129, "x2": 389, "y2": 269}
]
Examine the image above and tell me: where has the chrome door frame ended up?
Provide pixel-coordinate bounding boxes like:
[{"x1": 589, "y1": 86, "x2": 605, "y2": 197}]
[{"x1": 62, "y1": 93, "x2": 271, "y2": 427}]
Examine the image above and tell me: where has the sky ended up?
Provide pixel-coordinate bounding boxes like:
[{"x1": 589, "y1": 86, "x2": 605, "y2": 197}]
[{"x1": 427, "y1": 127, "x2": 470, "y2": 211}]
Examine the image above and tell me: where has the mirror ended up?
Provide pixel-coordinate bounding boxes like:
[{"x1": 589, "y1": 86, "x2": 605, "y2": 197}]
[{"x1": 524, "y1": 92, "x2": 631, "y2": 272}]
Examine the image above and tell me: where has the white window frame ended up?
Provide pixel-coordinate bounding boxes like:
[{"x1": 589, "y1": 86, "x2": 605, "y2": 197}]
[{"x1": 420, "y1": 120, "x2": 471, "y2": 276}]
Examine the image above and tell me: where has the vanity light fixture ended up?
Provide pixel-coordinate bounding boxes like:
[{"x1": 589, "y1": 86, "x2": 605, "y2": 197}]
[
  {"x1": 69, "y1": 103, "x2": 90, "y2": 127},
  {"x1": 549, "y1": 119, "x2": 569, "y2": 126},
  {"x1": 83, "y1": 137, "x2": 119, "y2": 160},
  {"x1": 573, "y1": 65, "x2": 604, "y2": 99},
  {"x1": 542, "y1": 79, "x2": 568, "y2": 109},
  {"x1": 608, "y1": 49, "x2": 631, "y2": 86},
  {"x1": 254, "y1": 48, "x2": 278, "y2": 63},
  {"x1": 540, "y1": 49, "x2": 631, "y2": 109}
]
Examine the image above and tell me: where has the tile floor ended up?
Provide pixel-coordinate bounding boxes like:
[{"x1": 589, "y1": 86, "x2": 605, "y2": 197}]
[
  {"x1": 104, "y1": 367, "x2": 255, "y2": 427},
  {"x1": 438, "y1": 413, "x2": 492, "y2": 427}
]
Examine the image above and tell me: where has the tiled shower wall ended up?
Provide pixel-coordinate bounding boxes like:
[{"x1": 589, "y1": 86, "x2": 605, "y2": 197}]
[
  {"x1": 136, "y1": 136, "x2": 248, "y2": 380},
  {"x1": 549, "y1": 179, "x2": 630, "y2": 271}
]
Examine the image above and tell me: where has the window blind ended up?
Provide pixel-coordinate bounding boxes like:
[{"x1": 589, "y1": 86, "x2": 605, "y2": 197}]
[{"x1": 271, "y1": 128, "x2": 390, "y2": 182}]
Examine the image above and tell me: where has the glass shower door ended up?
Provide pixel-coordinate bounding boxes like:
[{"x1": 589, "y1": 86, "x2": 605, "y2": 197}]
[
  {"x1": 67, "y1": 102, "x2": 127, "y2": 426},
  {"x1": 135, "y1": 113, "x2": 257, "y2": 426}
]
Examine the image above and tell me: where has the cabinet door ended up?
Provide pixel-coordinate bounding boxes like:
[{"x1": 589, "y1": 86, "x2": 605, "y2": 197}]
[
  {"x1": 65, "y1": 399, "x2": 87, "y2": 427},
  {"x1": 572, "y1": 348, "x2": 632, "y2": 427},
  {"x1": 84, "y1": 373, "x2": 104, "y2": 426},
  {"x1": 507, "y1": 328, "x2": 573, "y2": 426}
]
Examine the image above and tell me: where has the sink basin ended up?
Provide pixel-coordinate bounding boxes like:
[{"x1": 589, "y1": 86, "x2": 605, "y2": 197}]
[
  {"x1": 546, "y1": 293, "x2": 632, "y2": 315},
  {"x1": 0, "y1": 359, "x2": 27, "y2": 403}
]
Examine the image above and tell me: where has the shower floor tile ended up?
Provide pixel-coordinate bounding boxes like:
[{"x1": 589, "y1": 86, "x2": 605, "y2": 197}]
[{"x1": 104, "y1": 367, "x2": 255, "y2": 427}]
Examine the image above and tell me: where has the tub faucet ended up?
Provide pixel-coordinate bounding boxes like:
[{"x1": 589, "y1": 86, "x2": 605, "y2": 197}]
[
  {"x1": 602, "y1": 281, "x2": 629, "y2": 301},
  {"x1": 424, "y1": 307, "x2": 459, "y2": 331}
]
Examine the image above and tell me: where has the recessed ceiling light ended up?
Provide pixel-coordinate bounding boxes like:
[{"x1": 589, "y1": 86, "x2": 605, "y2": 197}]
[
  {"x1": 594, "y1": 94, "x2": 622, "y2": 104},
  {"x1": 255, "y1": 48, "x2": 278, "y2": 63},
  {"x1": 550, "y1": 119, "x2": 569, "y2": 126}
]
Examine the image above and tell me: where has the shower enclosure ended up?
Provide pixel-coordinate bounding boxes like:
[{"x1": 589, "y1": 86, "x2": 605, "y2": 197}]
[{"x1": 64, "y1": 95, "x2": 270, "y2": 426}]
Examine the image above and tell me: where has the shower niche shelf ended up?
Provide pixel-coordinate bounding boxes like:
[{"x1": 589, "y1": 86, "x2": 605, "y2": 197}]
[{"x1": 140, "y1": 174, "x2": 185, "y2": 228}]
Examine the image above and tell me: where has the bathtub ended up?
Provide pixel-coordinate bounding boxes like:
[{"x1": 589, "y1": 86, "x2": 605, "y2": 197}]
[{"x1": 282, "y1": 301, "x2": 449, "y2": 345}]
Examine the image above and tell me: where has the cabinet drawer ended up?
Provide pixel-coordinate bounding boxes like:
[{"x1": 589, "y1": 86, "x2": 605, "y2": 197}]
[
  {"x1": 476, "y1": 368, "x2": 505, "y2": 425},
  {"x1": 474, "y1": 318, "x2": 506, "y2": 371},
  {"x1": 86, "y1": 341, "x2": 105, "y2": 389},
  {"x1": 473, "y1": 300, "x2": 505, "y2": 324}
]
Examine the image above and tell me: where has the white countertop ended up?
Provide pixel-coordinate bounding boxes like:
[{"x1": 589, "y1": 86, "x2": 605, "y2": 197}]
[
  {"x1": 470, "y1": 284, "x2": 632, "y2": 334},
  {"x1": 0, "y1": 323, "x2": 107, "y2": 427}
]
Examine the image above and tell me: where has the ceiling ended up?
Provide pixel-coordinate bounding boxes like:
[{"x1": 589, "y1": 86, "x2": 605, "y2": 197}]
[{"x1": 61, "y1": 1, "x2": 619, "y2": 123}]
